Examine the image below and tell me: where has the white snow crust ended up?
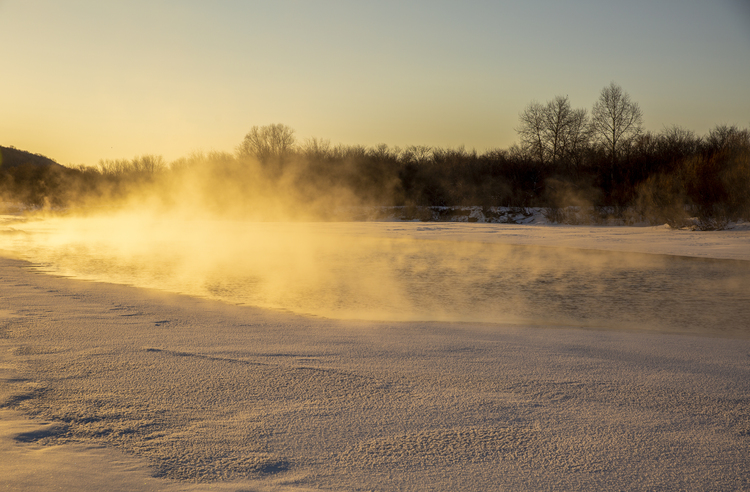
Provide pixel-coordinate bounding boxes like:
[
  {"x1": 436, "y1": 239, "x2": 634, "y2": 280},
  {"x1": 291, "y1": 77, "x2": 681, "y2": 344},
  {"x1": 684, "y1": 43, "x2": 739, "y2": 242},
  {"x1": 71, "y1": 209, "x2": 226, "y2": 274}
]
[{"x1": 1, "y1": 220, "x2": 749, "y2": 491}]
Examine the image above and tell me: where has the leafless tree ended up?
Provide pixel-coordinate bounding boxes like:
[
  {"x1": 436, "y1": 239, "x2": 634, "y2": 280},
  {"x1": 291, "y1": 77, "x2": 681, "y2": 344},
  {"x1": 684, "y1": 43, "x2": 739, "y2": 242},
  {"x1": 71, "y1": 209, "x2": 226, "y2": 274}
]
[
  {"x1": 705, "y1": 124, "x2": 750, "y2": 153},
  {"x1": 97, "y1": 155, "x2": 166, "y2": 178},
  {"x1": 237, "y1": 123, "x2": 296, "y2": 163},
  {"x1": 516, "y1": 96, "x2": 590, "y2": 167},
  {"x1": 402, "y1": 145, "x2": 433, "y2": 165},
  {"x1": 516, "y1": 100, "x2": 547, "y2": 164},
  {"x1": 368, "y1": 143, "x2": 398, "y2": 161},
  {"x1": 565, "y1": 107, "x2": 591, "y2": 169},
  {"x1": 544, "y1": 96, "x2": 572, "y2": 165},
  {"x1": 300, "y1": 137, "x2": 332, "y2": 161},
  {"x1": 657, "y1": 125, "x2": 701, "y2": 158},
  {"x1": 591, "y1": 82, "x2": 643, "y2": 164}
]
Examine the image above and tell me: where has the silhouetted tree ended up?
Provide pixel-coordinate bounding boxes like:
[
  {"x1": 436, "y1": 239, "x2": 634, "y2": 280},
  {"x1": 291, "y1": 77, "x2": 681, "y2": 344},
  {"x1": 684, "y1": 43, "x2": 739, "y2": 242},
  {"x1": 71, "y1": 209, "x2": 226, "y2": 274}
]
[
  {"x1": 3, "y1": 114, "x2": 748, "y2": 226},
  {"x1": 591, "y1": 83, "x2": 643, "y2": 165},
  {"x1": 237, "y1": 123, "x2": 296, "y2": 164},
  {"x1": 516, "y1": 96, "x2": 590, "y2": 168},
  {"x1": 97, "y1": 155, "x2": 166, "y2": 182},
  {"x1": 704, "y1": 124, "x2": 750, "y2": 154},
  {"x1": 516, "y1": 101, "x2": 547, "y2": 164},
  {"x1": 563, "y1": 106, "x2": 591, "y2": 171},
  {"x1": 300, "y1": 137, "x2": 332, "y2": 161}
]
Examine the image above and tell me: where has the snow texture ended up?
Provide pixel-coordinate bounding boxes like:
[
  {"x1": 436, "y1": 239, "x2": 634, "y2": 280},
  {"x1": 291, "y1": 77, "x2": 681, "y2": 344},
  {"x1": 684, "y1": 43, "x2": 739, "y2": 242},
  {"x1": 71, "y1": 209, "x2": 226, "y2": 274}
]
[{"x1": 1, "y1": 219, "x2": 749, "y2": 491}]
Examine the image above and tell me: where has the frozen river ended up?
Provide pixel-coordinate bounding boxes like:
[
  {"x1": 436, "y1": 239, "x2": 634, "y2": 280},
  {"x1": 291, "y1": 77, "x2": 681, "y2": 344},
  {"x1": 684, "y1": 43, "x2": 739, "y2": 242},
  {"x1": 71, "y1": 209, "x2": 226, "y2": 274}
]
[
  {"x1": 2, "y1": 215, "x2": 749, "y2": 337},
  {"x1": 2, "y1": 214, "x2": 750, "y2": 491}
]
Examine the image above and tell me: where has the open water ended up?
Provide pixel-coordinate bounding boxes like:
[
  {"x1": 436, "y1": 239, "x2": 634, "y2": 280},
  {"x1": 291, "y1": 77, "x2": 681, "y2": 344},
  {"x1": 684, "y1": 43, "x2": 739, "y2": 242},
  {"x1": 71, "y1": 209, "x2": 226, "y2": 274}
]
[{"x1": 2, "y1": 216, "x2": 749, "y2": 336}]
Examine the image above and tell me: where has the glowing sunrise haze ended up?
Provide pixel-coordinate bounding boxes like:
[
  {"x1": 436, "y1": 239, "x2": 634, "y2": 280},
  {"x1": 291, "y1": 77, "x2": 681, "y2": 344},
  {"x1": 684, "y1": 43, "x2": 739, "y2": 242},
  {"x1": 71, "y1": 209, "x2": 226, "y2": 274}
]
[{"x1": 1, "y1": 0, "x2": 749, "y2": 166}]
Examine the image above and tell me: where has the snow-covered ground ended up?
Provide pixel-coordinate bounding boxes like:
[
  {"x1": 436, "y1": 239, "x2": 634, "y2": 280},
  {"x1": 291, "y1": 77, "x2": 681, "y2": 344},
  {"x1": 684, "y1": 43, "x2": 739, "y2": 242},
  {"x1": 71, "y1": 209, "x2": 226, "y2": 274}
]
[{"x1": 1, "y1": 216, "x2": 749, "y2": 491}]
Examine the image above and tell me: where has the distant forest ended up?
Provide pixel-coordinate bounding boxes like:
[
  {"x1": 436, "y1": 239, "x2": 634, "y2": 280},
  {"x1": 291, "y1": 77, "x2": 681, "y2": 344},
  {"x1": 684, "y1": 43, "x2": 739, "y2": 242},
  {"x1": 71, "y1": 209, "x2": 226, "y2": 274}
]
[{"x1": 2, "y1": 83, "x2": 748, "y2": 228}]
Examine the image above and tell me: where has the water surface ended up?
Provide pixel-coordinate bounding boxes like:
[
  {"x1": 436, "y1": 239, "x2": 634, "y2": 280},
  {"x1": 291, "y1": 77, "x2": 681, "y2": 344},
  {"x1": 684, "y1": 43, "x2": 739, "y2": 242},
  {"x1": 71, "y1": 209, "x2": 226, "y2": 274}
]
[{"x1": 2, "y1": 215, "x2": 748, "y2": 336}]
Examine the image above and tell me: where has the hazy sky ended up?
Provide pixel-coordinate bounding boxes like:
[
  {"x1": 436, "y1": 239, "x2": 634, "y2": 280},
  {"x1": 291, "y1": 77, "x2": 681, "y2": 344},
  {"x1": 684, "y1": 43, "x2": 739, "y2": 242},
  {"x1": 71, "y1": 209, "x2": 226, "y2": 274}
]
[{"x1": 2, "y1": 0, "x2": 749, "y2": 166}]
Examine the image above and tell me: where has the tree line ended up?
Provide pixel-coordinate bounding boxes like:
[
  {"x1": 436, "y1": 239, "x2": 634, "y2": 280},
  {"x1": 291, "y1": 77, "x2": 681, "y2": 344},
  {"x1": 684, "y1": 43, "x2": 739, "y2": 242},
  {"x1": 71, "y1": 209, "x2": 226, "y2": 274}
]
[{"x1": 1, "y1": 83, "x2": 748, "y2": 226}]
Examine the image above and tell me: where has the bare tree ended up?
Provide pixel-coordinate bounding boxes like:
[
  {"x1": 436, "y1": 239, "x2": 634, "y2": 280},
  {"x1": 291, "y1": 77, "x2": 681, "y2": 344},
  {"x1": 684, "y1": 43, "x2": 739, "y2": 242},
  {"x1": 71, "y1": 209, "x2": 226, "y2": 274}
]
[
  {"x1": 402, "y1": 145, "x2": 433, "y2": 165},
  {"x1": 300, "y1": 137, "x2": 332, "y2": 161},
  {"x1": 544, "y1": 96, "x2": 591, "y2": 166},
  {"x1": 657, "y1": 125, "x2": 701, "y2": 158},
  {"x1": 97, "y1": 155, "x2": 166, "y2": 178},
  {"x1": 565, "y1": 107, "x2": 591, "y2": 170},
  {"x1": 704, "y1": 124, "x2": 750, "y2": 153},
  {"x1": 544, "y1": 96, "x2": 572, "y2": 165},
  {"x1": 516, "y1": 101, "x2": 547, "y2": 164},
  {"x1": 516, "y1": 96, "x2": 590, "y2": 167},
  {"x1": 591, "y1": 82, "x2": 643, "y2": 164},
  {"x1": 368, "y1": 143, "x2": 398, "y2": 161},
  {"x1": 237, "y1": 123, "x2": 296, "y2": 163}
]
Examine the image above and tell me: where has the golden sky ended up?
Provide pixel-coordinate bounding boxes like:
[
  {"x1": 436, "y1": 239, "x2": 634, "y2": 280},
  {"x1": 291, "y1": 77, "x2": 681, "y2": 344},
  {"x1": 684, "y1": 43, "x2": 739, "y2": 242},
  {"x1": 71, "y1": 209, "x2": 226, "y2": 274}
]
[{"x1": 2, "y1": 0, "x2": 749, "y2": 166}]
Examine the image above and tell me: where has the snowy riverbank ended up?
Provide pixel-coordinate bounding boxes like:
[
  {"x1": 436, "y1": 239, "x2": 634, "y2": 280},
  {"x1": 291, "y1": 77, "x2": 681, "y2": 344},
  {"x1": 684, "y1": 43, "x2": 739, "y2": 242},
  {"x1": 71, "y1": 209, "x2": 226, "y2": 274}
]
[{"x1": 1, "y1": 220, "x2": 749, "y2": 491}]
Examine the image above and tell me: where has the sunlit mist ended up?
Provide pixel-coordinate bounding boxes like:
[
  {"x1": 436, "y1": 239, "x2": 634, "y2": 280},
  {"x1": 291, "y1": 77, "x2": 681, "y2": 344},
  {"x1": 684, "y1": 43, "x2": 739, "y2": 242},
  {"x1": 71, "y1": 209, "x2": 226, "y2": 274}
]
[{"x1": 1, "y1": 212, "x2": 748, "y2": 335}]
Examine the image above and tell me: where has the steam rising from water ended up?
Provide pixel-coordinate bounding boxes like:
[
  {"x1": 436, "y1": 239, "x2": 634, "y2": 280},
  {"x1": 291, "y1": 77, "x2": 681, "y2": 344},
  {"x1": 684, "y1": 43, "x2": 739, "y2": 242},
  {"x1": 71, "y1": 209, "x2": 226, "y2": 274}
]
[{"x1": 1, "y1": 213, "x2": 749, "y2": 335}]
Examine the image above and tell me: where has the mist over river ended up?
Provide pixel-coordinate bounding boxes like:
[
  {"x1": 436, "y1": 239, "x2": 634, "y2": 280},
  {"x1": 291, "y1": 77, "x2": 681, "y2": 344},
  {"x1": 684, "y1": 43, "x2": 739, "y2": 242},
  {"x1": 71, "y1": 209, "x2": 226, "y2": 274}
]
[
  {"x1": 2, "y1": 214, "x2": 750, "y2": 491},
  {"x1": 2, "y1": 215, "x2": 749, "y2": 336}
]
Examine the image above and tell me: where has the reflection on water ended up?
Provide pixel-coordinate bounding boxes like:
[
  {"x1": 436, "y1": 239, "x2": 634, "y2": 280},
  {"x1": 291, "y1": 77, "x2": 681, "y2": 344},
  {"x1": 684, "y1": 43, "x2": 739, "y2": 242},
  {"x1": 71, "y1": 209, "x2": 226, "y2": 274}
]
[{"x1": 2, "y1": 215, "x2": 749, "y2": 335}]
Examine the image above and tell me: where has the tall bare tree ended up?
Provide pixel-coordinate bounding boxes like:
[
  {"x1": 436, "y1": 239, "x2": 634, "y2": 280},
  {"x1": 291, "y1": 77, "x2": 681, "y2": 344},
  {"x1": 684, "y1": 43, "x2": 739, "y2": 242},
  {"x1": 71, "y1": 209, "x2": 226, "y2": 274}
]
[
  {"x1": 516, "y1": 101, "x2": 547, "y2": 164},
  {"x1": 565, "y1": 107, "x2": 591, "y2": 170},
  {"x1": 591, "y1": 83, "x2": 643, "y2": 164},
  {"x1": 237, "y1": 123, "x2": 296, "y2": 164},
  {"x1": 516, "y1": 96, "x2": 590, "y2": 167},
  {"x1": 544, "y1": 96, "x2": 572, "y2": 165}
]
